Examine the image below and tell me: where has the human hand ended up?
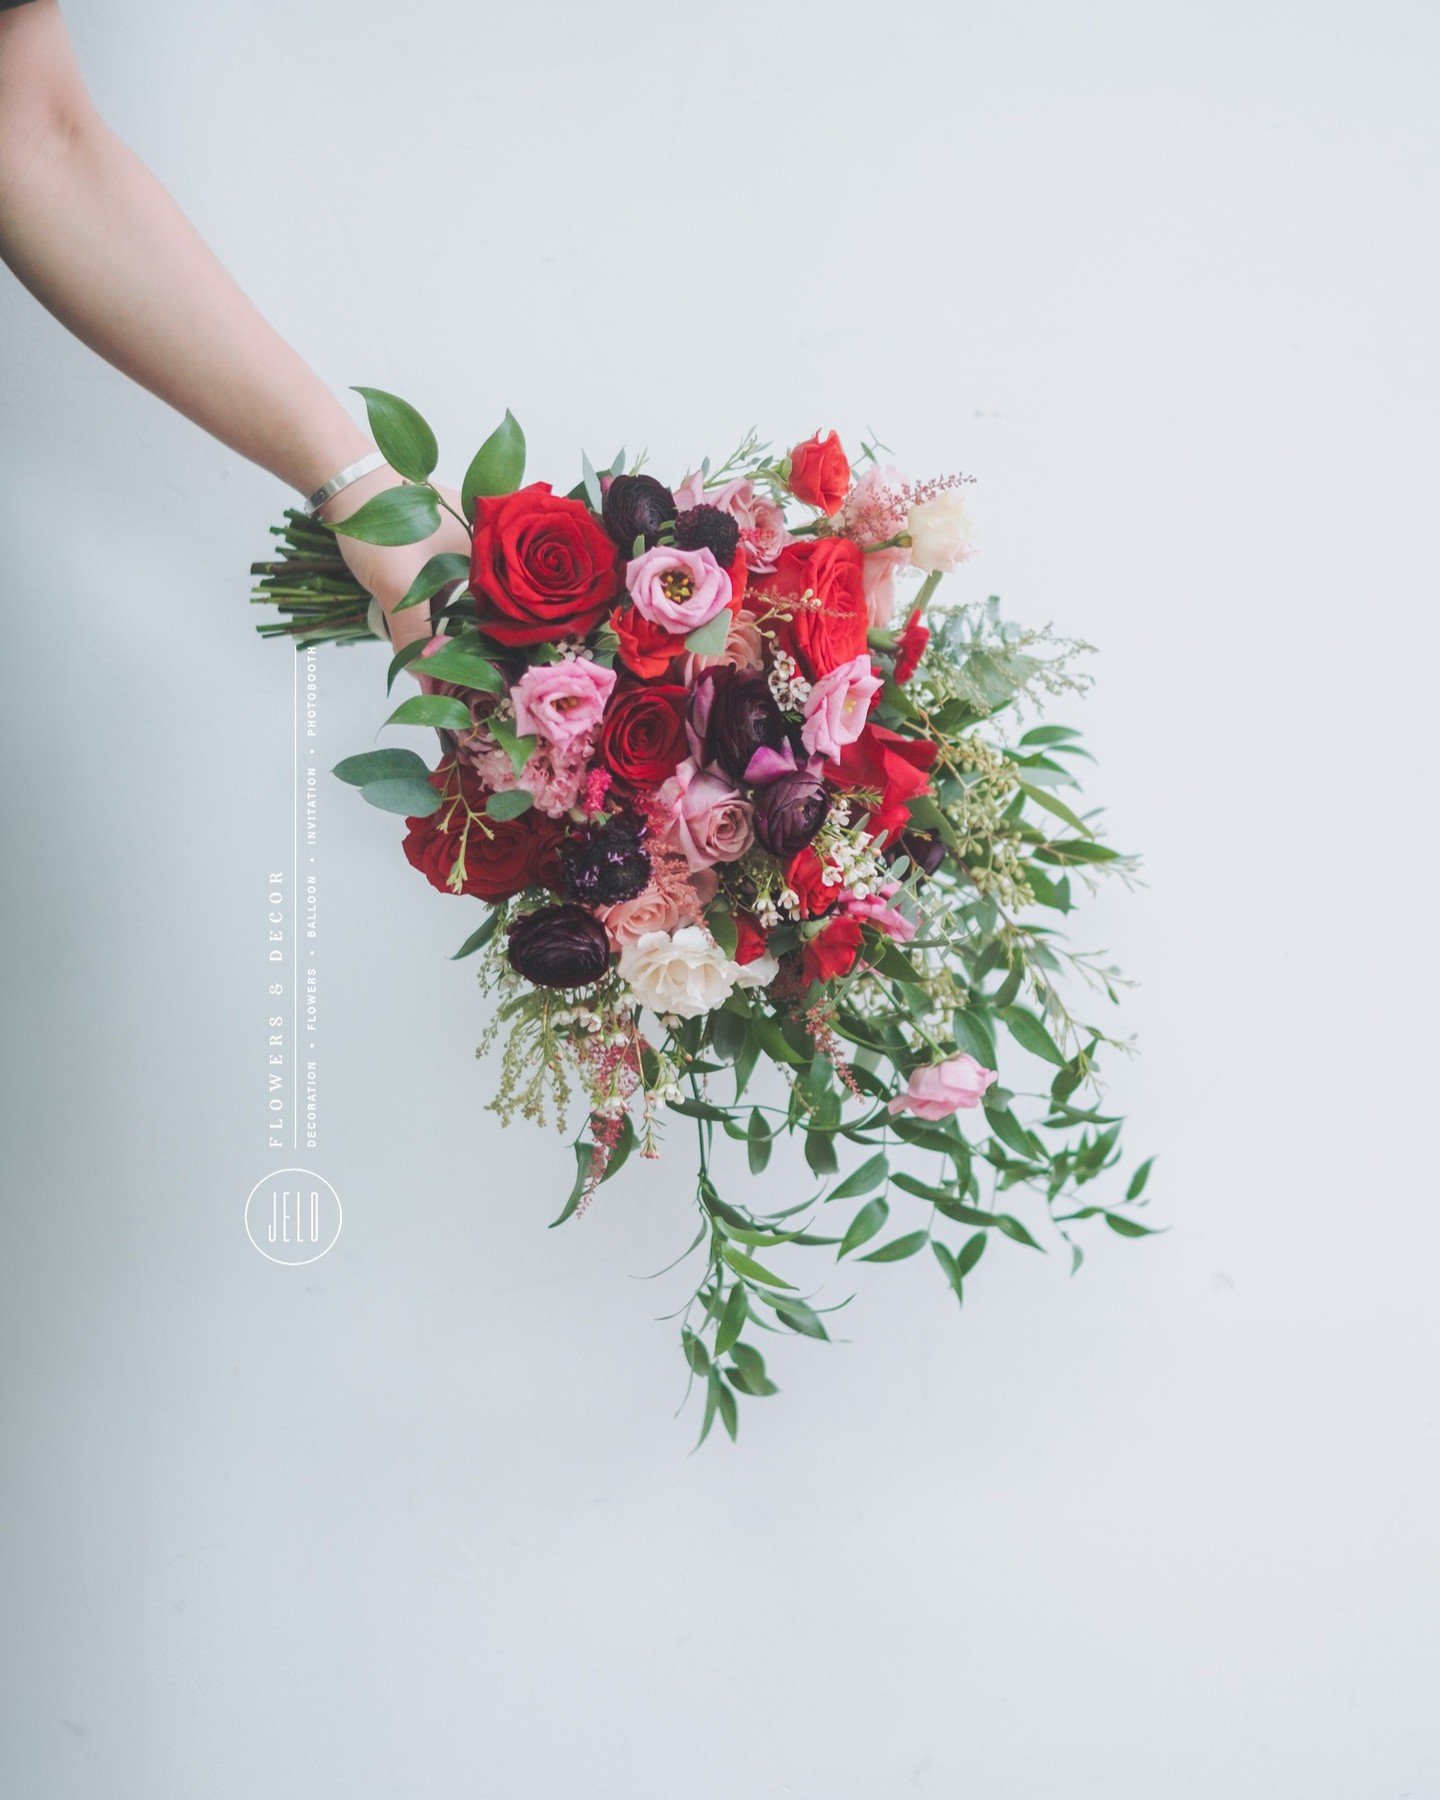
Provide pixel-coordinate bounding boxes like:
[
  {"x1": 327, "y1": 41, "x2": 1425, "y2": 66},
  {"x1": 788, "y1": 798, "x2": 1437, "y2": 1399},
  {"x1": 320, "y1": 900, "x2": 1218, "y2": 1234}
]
[{"x1": 325, "y1": 473, "x2": 470, "y2": 660}]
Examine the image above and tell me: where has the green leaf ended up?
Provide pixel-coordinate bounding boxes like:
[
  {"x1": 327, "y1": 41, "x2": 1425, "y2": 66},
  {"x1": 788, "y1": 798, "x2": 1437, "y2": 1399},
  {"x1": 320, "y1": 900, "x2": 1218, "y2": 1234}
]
[
  {"x1": 486, "y1": 789, "x2": 533, "y2": 821},
  {"x1": 710, "y1": 1006, "x2": 746, "y2": 1062},
  {"x1": 994, "y1": 1213, "x2": 1044, "y2": 1250},
  {"x1": 1001, "y1": 1005, "x2": 1068, "y2": 1066},
  {"x1": 352, "y1": 386, "x2": 438, "y2": 483},
  {"x1": 727, "y1": 1342, "x2": 779, "y2": 1397},
  {"x1": 451, "y1": 912, "x2": 501, "y2": 959},
  {"x1": 719, "y1": 1244, "x2": 794, "y2": 1290},
  {"x1": 984, "y1": 1102, "x2": 1044, "y2": 1163},
  {"x1": 386, "y1": 637, "x2": 430, "y2": 693},
  {"x1": 462, "y1": 410, "x2": 526, "y2": 515},
  {"x1": 717, "y1": 1378, "x2": 739, "y2": 1440},
  {"x1": 329, "y1": 484, "x2": 440, "y2": 546},
  {"x1": 392, "y1": 550, "x2": 471, "y2": 612},
  {"x1": 950, "y1": 1007, "x2": 997, "y2": 1068},
  {"x1": 804, "y1": 1129, "x2": 839, "y2": 1177},
  {"x1": 412, "y1": 646, "x2": 504, "y2": 693},
  {"x1": 957, "y1": 1231, "x2": 987, "y2": 1276},
  {"x1": 1126, "y1": 1157, "x2": 1155, "y2": 1201},
  {"x1": 770, "y1": 1297, "x2": 829, "y2": 1340},
  {"x1": 1020, "y1": 782, "x2": 1090, "y2": 835},
  {"x1": 747, "y1": 1110, "x2": 773, "y2": 1176},
  {"x1": 333, "y1": 748, "x2": 431, "y2": 787},
  {"x1": 385, "y1": 694, "x2": 476, "y2": 731},
  {"x1": 549, "y1": 1142, "x2": 592, "y2": 1228},
  {"x1": 684, "y1": 610, "x2": 732, "y2": 656},
  {"x1": 580, "y1": 450, "x2": 604, "y2": 512},
  {"x1": 1019, "y1": 724, "x2": 1082, "y2": 746},
  {"x1": 714, "y1": 1285, "x2": 747, "y2": 1357},
  {"x1": 484, "y1": 712, "x2": 538, "y2": 778},
  {"x1": 359, "y1": 777, "x2": 442, "y2": 816},
  {"x1": 932, "y1": 1240, "x2": 964, "y2": 1300},
  {"x1": 838, "y1": 1196, "x2": 889, "y2": 1259},
  {"x1": 707, "y1": 900, "x2": 738, "y2": 958},
  {"x1": 1106, "y1": 1212, "x2": 1162, "y2": 1239},
  {"x1": 682, "y1": 1329, "x2": 710, "y2": 1377},
  {"x1": 828, "y1": 1152, "x2": 889, "y2": 1202},
  {"x1": 860, "y1": 1229, "x2": 929, "y2": 1263}
]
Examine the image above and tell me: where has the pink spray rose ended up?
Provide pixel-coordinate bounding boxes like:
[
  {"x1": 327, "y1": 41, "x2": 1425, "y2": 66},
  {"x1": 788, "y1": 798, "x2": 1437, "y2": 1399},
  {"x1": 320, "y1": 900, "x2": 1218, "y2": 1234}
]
[
  {"x1": 517, "y1": 740, "x2": 592, "y2": 817},
  {"x1": 705, "y1": 477, "x2": 792, "y2": 572},
  {"x1": 510, "y1": 657, "x2": 616, "y2": 751},
  {"x1": 861, "y1": 546, "x2": 911, "y2": 630},
  {"x1": 842, "y1": 882, "x2": 917, "y2": 943},
  {"x1": 833, "y1": 462, "x2": 910, "y2": 543},
  {"x1": 800, "y1": 653, "x2": 884, "y2": 760},
  {"x1": 888, "y1": 1054, "x2": 998, "y2": 1120},
  {"x1": 626, "y1": 544, "x2": 733, "y2": 635},
  {"x1": 663, "y1": 757, "x2": 755, "y2": 870}
]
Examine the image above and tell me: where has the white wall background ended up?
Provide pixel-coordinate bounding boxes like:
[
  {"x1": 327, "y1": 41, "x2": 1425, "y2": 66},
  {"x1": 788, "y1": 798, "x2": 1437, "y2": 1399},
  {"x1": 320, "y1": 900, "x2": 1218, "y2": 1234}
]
[{"x1": 2, "y1": 1, "x2": 1438, "y2": 1794}]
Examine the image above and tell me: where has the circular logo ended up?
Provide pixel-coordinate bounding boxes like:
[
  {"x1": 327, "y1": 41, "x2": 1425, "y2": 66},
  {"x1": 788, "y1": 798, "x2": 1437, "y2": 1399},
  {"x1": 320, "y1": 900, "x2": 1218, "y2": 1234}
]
[{"x1": 244, "y1": 1169, "x2": 342, "y2": 1266}]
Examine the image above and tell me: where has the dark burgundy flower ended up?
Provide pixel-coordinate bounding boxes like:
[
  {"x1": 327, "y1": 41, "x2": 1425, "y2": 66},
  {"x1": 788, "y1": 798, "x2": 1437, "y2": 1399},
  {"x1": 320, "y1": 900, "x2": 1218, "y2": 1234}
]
[
  {"x1": 559, "y1": 813, "x2": 651, "y2": 905},
  {"x1": 894, "y1": 830, "x2": 946, "y2": 877},
  {"x1": 752, "y1": 769, "x2": 831, "y2": 857},
  {"x1": 691, "y1": 666, "x2": 789, "y2": 784},
  {"x1": 601, "y1": 474, "x2": 675, "y2": 552},
  {"x1": 507, "y1": 904, "x2": 611, "y2": 988},
  {"x1": 674, "y1": 504, "x2": 740, "y2": 567}
]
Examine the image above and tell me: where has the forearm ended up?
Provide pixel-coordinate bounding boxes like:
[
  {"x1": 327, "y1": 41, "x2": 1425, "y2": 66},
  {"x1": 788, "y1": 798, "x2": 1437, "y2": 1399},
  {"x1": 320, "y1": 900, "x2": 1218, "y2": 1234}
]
[{"x1": 0, "y1": 7, "x2": 366, "y2": 495}]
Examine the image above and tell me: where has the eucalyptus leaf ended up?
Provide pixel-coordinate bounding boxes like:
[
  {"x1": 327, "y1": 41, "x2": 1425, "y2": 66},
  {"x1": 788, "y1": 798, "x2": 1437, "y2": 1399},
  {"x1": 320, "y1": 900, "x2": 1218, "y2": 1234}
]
[
  {"x1": 359, "y1": 777, "x2": 442, "y2": 816},
  {"x1": 486, "y1": 789, "x2": 533, "y2": 821},
  {"x1": 333, "y1": 748, "x2": 430, "y2": 787}
]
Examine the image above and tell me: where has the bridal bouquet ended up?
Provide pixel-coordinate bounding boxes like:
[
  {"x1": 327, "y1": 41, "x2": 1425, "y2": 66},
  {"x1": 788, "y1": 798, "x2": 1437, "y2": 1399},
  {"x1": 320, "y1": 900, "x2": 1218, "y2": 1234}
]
[{"x1": 252, "y1": 391, "x2": 1153, "y2": 1442}]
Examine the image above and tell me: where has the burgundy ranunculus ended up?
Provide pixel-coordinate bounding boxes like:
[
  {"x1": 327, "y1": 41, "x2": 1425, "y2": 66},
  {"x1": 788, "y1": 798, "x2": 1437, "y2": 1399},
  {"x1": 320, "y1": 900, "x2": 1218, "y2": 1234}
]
[
  {"x1": 559, "y1": 813, "x2": 651, "y2": 906},
  {"x1": 752, "y1": 769, "x2": 831, "y2": 857},
  {"x1": 894, "y1": 830, "x2": 946, "y2": 878},
  {"x1": 691, "y1": 666, "x2": 788, "y2": 784},
  {"x1": 601, "y1": 474, "x2": 675, "y2": 551},
  {"x1": 508, "y1": 905, "x2": 611, "y2": 988}
]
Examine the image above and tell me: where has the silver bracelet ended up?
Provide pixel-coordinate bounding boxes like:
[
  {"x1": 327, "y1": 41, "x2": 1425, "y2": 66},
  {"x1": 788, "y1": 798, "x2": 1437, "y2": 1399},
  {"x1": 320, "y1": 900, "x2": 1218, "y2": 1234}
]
[{"x1": 305, "y1": 450, "x2": 388, "y2": 518}]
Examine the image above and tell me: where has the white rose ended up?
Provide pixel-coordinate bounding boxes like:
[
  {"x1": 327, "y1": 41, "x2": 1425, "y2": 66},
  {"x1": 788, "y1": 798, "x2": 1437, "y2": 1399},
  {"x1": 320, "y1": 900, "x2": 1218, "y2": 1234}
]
[
  {"x1": 617, "y1": 926, "x2": 741, "y2": 1020},
  {"x1": 734, "y1": 949, "x2": 780, "y2": 990},
  {"x1": 906, "y1": 489, "x2": 976, "y2": 573}
]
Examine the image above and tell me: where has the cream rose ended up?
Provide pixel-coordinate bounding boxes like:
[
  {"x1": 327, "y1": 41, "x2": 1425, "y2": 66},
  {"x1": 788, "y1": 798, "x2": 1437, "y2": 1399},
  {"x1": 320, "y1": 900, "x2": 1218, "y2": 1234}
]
[
  {"x1": 617, "y1": 926, "x2": 741, "y2": 1020},
  {"x1": 906, "y1": 490, "x2": 977, "y2": 574}
]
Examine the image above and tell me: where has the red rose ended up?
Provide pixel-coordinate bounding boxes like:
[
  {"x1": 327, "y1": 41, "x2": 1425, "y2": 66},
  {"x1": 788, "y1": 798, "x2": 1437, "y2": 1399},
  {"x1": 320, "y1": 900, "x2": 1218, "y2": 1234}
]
[
  {"x1": 471, "y1": 483, "x2": 620, "y2": 647},
  {"x1": 767, "y1": 537, "x2": 870, "y2": 679},
  {"x1": 784, "y1": 845, "x2": 844, "y2": 919},
  {"x1": 733, "y1": 911, "x2": 770, "y2": 966},
  {"x1": 610, "y1": 604, "x2": 679, "y2": 679},
  {"x1": 600, "y1": 683, "x2": 687, "y2": 787},
  {"x1": 894, "y1": 606, "x2": 930, "y2": 684},
  {"x1": 834, "y1": 723, "x2": 937, "y2": 845},
  {"x1": 403, "y1": 760, "x2": 559, "y2": 901},
  {"x1": 802, "y1": 916, "x2": 864, "y2": 984},
  {"x1": 787, "y1": 430, "x2": 851, "y2": 513}
]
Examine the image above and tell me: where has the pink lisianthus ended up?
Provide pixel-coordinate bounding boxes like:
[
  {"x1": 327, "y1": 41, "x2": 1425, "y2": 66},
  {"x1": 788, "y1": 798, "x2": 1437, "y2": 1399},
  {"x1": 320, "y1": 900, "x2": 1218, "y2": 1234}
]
[
  {"x1": 661, "y1": 757, "x2": 754, "y2": 870},
  {"x1": 511, "y1": 657, "x2": 616, "y2": 751},
  {"x1": 842, "y1": 882, "x2": 917, "y2": 943},
  {"x1": 705, "y1": 477, "x2": 791, "y2": 572},
  {"x1": 861, "y1": 546, "x2": 911, "y2": 630},
  {"x1": 800, "y1": 653, "x2": 884, "y2": 760},
  {"x1": 888, "y1": 1053, "x2": 997, "y2": 1120},
  {"x1": 626, "y1": 544, "x2": 732, "y2": 634},
  {"x1": 681, "y1": 608, "x2": 764, "y2": 681}
]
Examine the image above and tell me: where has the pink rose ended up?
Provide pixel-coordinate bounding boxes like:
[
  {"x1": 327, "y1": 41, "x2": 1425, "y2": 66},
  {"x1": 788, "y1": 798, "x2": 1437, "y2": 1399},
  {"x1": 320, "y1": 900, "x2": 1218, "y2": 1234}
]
[
  {"x1": 511, "y1": 657, "x2": 616, "y2": 751},
  {"x1": 888, "y1": 1053, "x2": 997, "y2": 1120},
  {"x1": 662, "y1": 757, "x2": 754, "y2": 870},
  {"x1": 706, "y1": 477, "x2": 791, "y2": 572},
  {"x1": 800, "y1": 653, "x2": 884, "y2": 760},
  {"x1": 626, "y1": 544, "x2": 732, "y2": 635},
  {"x1": 861, "y1": 546, "x2": 911, "y2": 630},
  {"x1": 681, "y1": 608, "x2": 764, "y2": 682}
]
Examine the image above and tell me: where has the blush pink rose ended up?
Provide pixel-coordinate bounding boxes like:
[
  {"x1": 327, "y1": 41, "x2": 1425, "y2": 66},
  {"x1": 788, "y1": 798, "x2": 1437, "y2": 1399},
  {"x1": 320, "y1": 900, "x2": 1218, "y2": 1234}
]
[
  {"x1": 510, "y1": 657, "x2": 616, "y2": 751},
  {"x1": 888, "y1": 1053, "x2": 998, "y2": 1120},
  {"x1": 626, "y1": 544, "x2": 732, "y2": 634},
  {"x1": 800, "y1": 653, "x2": 884, "y2": 760},
  {"x1": 662, "y1": 757, "x2": 754, "y2": 870},
  {"x1": 861, "y1": 546, "x2": 911, "y2": 630},
  {"x1": 706, "y1": 477, "x2": 792, "y2": 572}
]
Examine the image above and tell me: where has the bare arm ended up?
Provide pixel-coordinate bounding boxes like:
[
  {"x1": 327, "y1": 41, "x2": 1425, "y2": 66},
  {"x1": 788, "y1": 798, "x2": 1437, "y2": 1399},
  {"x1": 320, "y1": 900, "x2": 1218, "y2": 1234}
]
[{"x1": 0, "y1": 0, "x2": 460, "y2": 649}]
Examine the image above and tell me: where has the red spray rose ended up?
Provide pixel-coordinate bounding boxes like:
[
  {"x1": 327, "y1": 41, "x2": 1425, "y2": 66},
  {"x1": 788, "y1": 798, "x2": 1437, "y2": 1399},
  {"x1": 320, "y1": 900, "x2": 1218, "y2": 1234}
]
[
  {"x1": 600, "y1": 683, "x2": 688, "y2": 787},
  {"x1": 470, "y1": 483, "x2": 620, "y2": 647},
  {"x1": 787, "y1": 430, "x2": 851, "y2": 513},
  {"x1": 610, "y1": 603, "x2": 679, "y2": 679},
  {"x1": 403, "y1": 760, "x2": 559, "y2": 901},
  {"x1": 784, "y1": 845, "x2": 844, "y2": 919},
  {"x1": 893, "y1": 606, "x2": 930, "y2": 684},
  {"x1": 766, "y1": 537, "x2": 870, "y2": 679},
  {"x1": 833, "y1": 724, "x2": 937, "y2": 845},
  {"x1": 732, "y1": 911, "x2": 771, "y2": 966},
  {"x1": 802, "y1": 915, "x2": 864, "y2": 983}
]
